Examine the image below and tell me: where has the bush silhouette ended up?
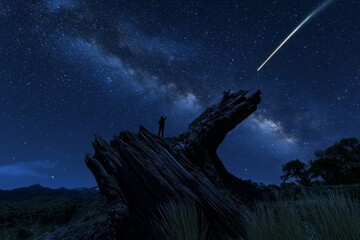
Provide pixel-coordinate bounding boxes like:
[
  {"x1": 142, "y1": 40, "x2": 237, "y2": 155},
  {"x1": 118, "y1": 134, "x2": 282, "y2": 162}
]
[{"x1": 282, "y1": 137, "x2": 360, "y2": 185}]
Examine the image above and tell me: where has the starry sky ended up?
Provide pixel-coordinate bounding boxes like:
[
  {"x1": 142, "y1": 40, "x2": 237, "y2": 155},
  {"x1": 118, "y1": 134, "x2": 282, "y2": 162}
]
[{"x1": 1, "y1": 0, "x2": 359, "y2": 189}]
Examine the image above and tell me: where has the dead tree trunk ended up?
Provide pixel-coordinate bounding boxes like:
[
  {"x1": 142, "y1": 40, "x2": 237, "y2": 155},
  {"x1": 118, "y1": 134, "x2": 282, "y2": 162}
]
[{"x1": 86, "y1": 90, "x2": 264, "y2": 239}]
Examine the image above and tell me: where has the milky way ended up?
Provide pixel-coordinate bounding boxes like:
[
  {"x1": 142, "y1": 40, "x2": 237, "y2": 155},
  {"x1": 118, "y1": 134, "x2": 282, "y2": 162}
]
[{"x1": 0, "y1": 0, "x2": 359, "y2": 189}]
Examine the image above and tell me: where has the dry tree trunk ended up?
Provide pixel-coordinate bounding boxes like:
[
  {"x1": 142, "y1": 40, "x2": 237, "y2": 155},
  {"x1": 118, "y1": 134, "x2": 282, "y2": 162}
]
[{"x1": 86, "y1": 90, "x2": 264, "y2": 239}]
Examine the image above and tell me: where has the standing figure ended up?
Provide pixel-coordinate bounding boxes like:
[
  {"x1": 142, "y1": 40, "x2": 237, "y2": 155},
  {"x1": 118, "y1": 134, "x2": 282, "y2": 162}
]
[{"x1": 158, "y1": 116, "x2": 166, "y2": 137}]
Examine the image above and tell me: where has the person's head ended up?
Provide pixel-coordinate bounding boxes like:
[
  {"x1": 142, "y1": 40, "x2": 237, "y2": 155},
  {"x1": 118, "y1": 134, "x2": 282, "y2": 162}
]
[{"x1": 160, "y1": 115, "x2": 164, "y2": 119}]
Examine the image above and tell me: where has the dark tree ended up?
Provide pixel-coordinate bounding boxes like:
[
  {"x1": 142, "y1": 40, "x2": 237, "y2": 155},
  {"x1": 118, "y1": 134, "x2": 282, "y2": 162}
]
[
  {"x1": 310, "y1": 138, "x2": 360, "y2": 185},
  {"x1": 309, "y1": 158, "x2": 343, "y2": 185},
  {"x1": 281, "y1": 138, "x2": 360, "y2": 186},
  {"x1": 281, "y1": 159, "x2": 312, "y2": 186}
]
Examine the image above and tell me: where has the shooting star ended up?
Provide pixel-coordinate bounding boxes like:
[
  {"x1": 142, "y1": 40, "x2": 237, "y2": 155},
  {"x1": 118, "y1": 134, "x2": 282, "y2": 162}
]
[{"x1": 257, "y1": 0, "x2": 336, "y2": 72}]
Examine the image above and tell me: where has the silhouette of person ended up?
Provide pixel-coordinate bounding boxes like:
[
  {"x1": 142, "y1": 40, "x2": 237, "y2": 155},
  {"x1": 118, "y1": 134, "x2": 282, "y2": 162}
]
[{"x1": 158, "y1": 116, "x2": 166, "y2": 137}]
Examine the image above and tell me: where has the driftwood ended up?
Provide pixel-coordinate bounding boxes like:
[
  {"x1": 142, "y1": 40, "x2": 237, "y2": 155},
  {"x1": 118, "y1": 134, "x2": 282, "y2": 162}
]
[{"x1": 86, "y1": 90, "x2": 264, "y2": 239}]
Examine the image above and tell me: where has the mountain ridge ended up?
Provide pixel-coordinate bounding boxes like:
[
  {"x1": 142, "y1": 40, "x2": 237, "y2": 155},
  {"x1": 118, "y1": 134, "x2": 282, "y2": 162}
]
[{"x1": 0, "y1": 184, "x2": 99, "y2": 202}]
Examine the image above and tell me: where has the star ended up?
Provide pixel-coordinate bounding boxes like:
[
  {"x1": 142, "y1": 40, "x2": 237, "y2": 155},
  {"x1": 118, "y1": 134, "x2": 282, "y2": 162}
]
[{"x1": 0, "y1": 0, "x2": 359, "y2": 189}]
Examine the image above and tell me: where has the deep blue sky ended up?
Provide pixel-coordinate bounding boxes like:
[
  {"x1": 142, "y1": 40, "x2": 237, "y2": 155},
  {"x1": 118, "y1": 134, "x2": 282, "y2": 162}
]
[{"x1": 0, "y1": 0, "x2": 359, "y2": 189}]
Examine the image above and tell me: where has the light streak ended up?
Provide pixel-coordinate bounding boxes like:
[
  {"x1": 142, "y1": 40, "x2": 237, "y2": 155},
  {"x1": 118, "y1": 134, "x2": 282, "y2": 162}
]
[{"x1": 257, "y1": 0, "x2": 336, "y2": 72}]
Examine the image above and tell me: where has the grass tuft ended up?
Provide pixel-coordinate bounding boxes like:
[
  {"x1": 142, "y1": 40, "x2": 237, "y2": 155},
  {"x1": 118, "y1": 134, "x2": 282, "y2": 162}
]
[
  {"x1": 244, "y1": 200, "x2": 305, "y2": 240},
  {"x1": 303, "y1": 191, "x2": 360, "y2": 240},
  {"x1": 243, "y1": 190, "x2": 360, "y2": 240},
  {"x1": 153, "y1": 201, "x2": 208, "y2": 240}
]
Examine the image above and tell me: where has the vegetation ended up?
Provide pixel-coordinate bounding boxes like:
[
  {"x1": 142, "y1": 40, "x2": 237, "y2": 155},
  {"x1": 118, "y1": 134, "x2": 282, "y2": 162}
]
[
  {"x1": 153, "y1": 201, "x2": 208, "y2": 240},
  {"x1": 281, "y1": 159, "x2": 312, "y2": 186},
  {"x1": 151, "y1": 187, "x2": 360, "y2": 240},
  {"x1": 244, "y1": 198, "x2": 305, "y2": 240},
  {"x1": 0, "y1": 195, "x2": 106, "y2": 239},
  {"x1": 282, "y1": 138, "x2": 360, "y2": 186},
  {"x1": 243, "y1": 190, "x2": 360, "y2": 240}
]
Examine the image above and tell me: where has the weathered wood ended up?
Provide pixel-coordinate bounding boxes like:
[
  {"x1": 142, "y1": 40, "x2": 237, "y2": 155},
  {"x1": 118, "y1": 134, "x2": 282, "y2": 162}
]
[{"x1": 86, "y1": 90, "x2": 264, "y2": 239}]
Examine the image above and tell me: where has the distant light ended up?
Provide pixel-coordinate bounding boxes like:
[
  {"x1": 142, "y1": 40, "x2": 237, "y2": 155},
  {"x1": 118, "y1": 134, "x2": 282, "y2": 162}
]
[{"x1": 51, "y1": 176, "x2": 55, "y2": 179}]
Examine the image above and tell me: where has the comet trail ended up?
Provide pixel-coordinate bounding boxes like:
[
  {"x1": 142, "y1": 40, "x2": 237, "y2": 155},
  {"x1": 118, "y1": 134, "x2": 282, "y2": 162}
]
[{"x1": 257, "y1": 0, "x2": 336, "y2": 72}]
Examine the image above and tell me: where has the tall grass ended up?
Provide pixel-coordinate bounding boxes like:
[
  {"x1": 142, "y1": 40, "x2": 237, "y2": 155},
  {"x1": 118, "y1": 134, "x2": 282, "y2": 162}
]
[
  {"x1": 153, "y1": 201, "x2": 208, "y2": 240},
  {"x1": 304, "y1": 191, "x2": 360, "y2": 240},
  {"x1": 244, "y1": 190, "x2": 360, "y2": 240},
  {"x1": 244, "y1": 200, "x2": 305, "y2": 240}
]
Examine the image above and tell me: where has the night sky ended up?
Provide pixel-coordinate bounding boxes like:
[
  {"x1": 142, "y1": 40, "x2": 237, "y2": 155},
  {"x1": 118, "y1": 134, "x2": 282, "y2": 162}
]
[{"x1": 1, "y1": 0, "x2": 359, "y2": 189}]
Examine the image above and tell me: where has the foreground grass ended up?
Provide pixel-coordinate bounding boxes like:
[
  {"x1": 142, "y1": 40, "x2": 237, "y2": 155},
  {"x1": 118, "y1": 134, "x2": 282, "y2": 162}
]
[
  {"x1": 155, "y1": 189, "x2": 359, "y2": 240},
  {"x1": 244, "y1": 201, "x2": 305, "y2": 240},
  {"x1": 304, "y1": 191, "x2": 360, "y2": 240},
  {"x1": 153, "y1": 201, "x2": 208, "y2": 240},
  {"x1": 244, "y1": 190, "x2": 360, "y2": 240}
]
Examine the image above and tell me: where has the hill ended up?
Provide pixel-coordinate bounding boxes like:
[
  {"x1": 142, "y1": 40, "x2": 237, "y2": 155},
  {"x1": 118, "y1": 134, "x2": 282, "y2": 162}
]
[{"x1": 0, "y1": 185, "x2": 108, "y2": 240}]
